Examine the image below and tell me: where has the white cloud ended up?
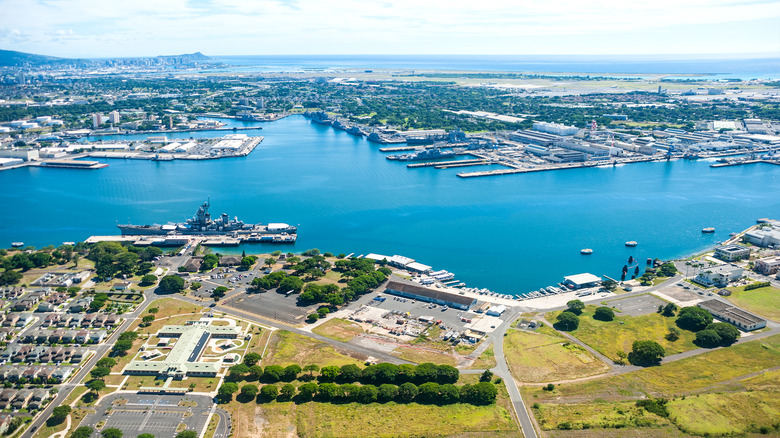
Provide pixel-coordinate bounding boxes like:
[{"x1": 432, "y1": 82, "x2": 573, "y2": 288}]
[{"x1": 0, "y1": 0, "x2": 779, "y2": 56}]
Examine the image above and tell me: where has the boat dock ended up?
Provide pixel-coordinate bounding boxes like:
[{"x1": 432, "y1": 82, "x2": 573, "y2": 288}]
[
  {"x1": 379, "y1": 142, "x2": 468, "y2": 152},
  {"x1": 407, "y1": 159, "x2": 487, "y2": 168},
  {"x1": 458, "y1": 162, "x2": 602, "y2": 178},
  {"x1": 37, "y1": 160, "x2": 108, "y2": 169}
]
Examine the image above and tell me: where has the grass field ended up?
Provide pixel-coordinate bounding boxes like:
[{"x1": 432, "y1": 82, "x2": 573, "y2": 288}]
[
  {"x1": 129, "y1": 297, "x2": 205, "y2": 333},
  {"x1": 725, "y1": 284, "x2": 780, "y2": 321},
  {"x1": 504, "y1": 329, "x2": 609, "y2": 383},
  {"x1": 527, "y1": 334, "x2": 780, "y2": 403},
  {"x1": 262, "y1": 330, "x2": 365, "y2": 367},
  {"x1": 311, "y1": 318, "x2": 364, "y2": 342},
  {"x1": 533, "y1": 401, "x2": 672, "y2": 431},
  {"x1": 224, "y1": 377, "x2": 518, "y2": 438},
  {"x1": 547, "y1": 306, "x2": 697, "y2": 362},
  {"x1": 667, "y1": 391, "x2": 780, "y2": 436},
  {"x1": 395, "y1": 345, "x2": 459, "y2": 366},
  {"x1": 467, "y1": 345, "x2": 497, "y2": 370}
]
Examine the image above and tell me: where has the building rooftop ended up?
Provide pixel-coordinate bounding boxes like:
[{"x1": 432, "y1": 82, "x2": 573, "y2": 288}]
[
  {"x1": 384, "y1": 280, "x2": 476, "y2": 308},
  {"x1": 698, "y1": 299, "x2": 765, "y2": 327},
  {"x1": 563, "y1": 273, "x2": 602, "y2": 286}
]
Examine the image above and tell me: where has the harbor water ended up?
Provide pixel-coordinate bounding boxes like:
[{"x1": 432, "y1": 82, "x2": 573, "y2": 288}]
[{"x1": 2, "y1": 115, "x2": 779, "y2": 294}]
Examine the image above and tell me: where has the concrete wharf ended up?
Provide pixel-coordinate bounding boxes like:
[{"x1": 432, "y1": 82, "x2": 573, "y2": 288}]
[
  {"x1": 710, "y1": 159, "x2": 780, "y2": 168},
  {"x1": 407, "y1": 159, "x2": 486, "y2": 168}
]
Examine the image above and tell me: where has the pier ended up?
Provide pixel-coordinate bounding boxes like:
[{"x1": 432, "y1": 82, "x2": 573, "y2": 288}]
[
  {"x1": 407, "y1": 159, "x2": 487, "y2": 168},
  {"x1": 710, "y1": 159, "x2": 780, "y2": 168},
  {"x1": 458, "y1": 162, "x2": 602, "y2": 178}
]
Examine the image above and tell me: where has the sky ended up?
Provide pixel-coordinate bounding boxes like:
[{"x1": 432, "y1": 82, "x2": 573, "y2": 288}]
[{"x1": 1, "y1": 0, "x2": 779, "y2": 58}]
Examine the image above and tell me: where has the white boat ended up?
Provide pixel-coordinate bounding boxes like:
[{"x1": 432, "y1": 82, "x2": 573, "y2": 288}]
[
  {"x1": 580, "y1": 248, "x2": 593, "y2": 254},
  {"x1": 11, "y1": 242, "x2": 23, "y2": 248}
]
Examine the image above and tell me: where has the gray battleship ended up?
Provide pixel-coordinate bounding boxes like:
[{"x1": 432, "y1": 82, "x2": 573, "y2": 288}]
[
  {"x1": 387, "y1": 147, "x2": 456, "y2": 161},
  {"x1": 117, "y1": 200, "x2": 297, "y2": 236}
]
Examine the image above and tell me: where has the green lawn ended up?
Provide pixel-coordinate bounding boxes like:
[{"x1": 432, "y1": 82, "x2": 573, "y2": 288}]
[
  {"x1": 527, "y1": 334, "x2": 780, "y2": 403},
  {"x1": 547, "y1": 305, "x2": 698, "y2": 362},
  {"x1": 533, "y1": 401, "x2": 672, "y2": 431},
  {"x1": 467, "y1": 344, "x2": 497, "y2": 370},
  {"x1": 725, "y1": 284, "x2": 780, "y2": 322},
  {"x1": 311, "y1": 318, "x2": 364, "y2": 342},
  {"x1": 667, "y1": 391, "x2": 780, "y2": 436},
  {"x1": 262, "y1": 330, "x2": 364, "y2": 367},
  {"x1": 504, "y1": 329, "x2": 609, "y2": 383}
]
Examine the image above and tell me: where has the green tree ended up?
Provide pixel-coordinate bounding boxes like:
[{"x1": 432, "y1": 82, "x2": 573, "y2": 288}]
[
  {"x1": 244, "y1": 352, "x2": 261, "y2": 366},
  {"x1": 658, "y1": 263, "x2": 677, "y2": 277},
  {"x1": 142, "y1": 315, "x2": 154, "y2": 325},
  {"x1": 283, "y1": 364, "x2": 302, "y2": 381},
  {"x1": 629, "y1": 340, "x2": 665, "y2": 366},
  {"x1": 228, "y1": 364, "x2": 250, "y2": 380},
  {"x1": 593, "y1": 306, "x2": 615, "y2": 321},
  {"x1": 555, "y1": 311, "x2": 580, "y2": 331},
  {"x1": 661, "y1": 302, "x2": 678, "y2": 317},
  {"x1": 439, "y1": 383, "x2": 460, "y2": 404},
  {"x1": 480, "y1": 370, "x2": 493, "y2": 382},
  {"x1": 307, "y1": 313, "x2": 319, "y2": 323},
  {"x1": 676, "y1": 307, "x2": 713, "y2": 331},
  {"x1": 467, "y1": 382, "x2": 498, "y2": 405},
  {"x1": 140, "y1": 274, "x2": 157, "y2": 286},
  {"x1": 263, "y1": 365, "x2": 284, "y2": 382},
  {"x1": 217, "y1": 382, "x2": 239, "y2": 403},
  {"x1": 201, "y1": 254, "x2": 219, "y2": 271},
  {"x1": 357, "y1": 384, "x2": 378, "y2": 403},
  {"x1": 90, "y1": 366, "x2": 111, "y2": 379},
  {"x1": 248, "y1": 365, "x2": 264, "y2": 381},
  {"x1": 397, "y1": 382, "x2": 418, "y2": 403},
  {"x1": 240, "y1": 384, "x2": 259, "y2": 400},
  {"x1": 138, "y1": 435, "x2": 155, "y2": 438},
  {"x1": 86, "y1": 379, "x2": 106, "y2": 393},
  {"x1": 48, "y1": 405, "x2": 71, "y2": 426},
  {"x1": 665, "y1": 328, "x2": 680, "y2": 342},
  {"x1": 705, "y1": 322, "x2": 740, "y2": 345},
  {"x1": 158, "y1": 275, "x2": 185, "y2": 293},
  {"x1": 377, "y1": 383, "x2": 398, "y2": 402},
  {"x1": 101, "y1": 428, "x2": 123, "y2": 438},
  {"x1": 339, "y1": 364, "x2": 361, "y2": 383},
  {"x1": 279, "y1": 383, "x2": 296, "y2": 400},
  {"x1": 190, "y1": 282, "x2": 201, "y2": 291},
  {"x1": 601, "y1": 279, "x2": 617, "y2": 291},
  {"x1": 319, "y1": 365, "x2": 340, "y2": 382},
  {"x1": 175, "y1": 432, "x2": 197, "y2": 438},
  {"x1": 0, "y1": 270, "x2": 23, "y2": 286},
  {"x1": 96, "y1": 358, "x2": 117, "y2": 368},
  {"x1": 112, "y1": 339, "x2": 133, "y2": 355},
  {"x1": 260, "y1": 384, "x2": 278, "y2": 400},
  {"x1": 298, "y1": 382, "x2": 319, "y2": 401},
  {"x1": 694, "y1": 329, "x2": 722, "y2": 348},
  {"x1": 566, "y1": 300, "x2": 585, "y2": 315},
  {"x1": 72, "y1": 427, "x2": 93, "y2": 438}
]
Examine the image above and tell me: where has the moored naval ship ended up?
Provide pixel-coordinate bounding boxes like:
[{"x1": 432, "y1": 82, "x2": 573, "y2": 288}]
[
  {"x1": 387, "y1": 147, "x2": 456, "y2": 161},
  {"x1": 117, "y1": 200, "x2": 297, "y2": 236}
]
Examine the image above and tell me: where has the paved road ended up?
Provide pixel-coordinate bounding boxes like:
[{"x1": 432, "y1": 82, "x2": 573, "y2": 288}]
[
  {"x1": 490, "y1": 310, "x2": 537, "y2": 438},
  {"x1": 21, "y1": 289, "x2": 158, "y2": 438}
]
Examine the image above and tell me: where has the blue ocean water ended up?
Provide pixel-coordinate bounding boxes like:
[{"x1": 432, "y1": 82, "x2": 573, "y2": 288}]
[
  {"x1": 2, "y1": 115, "x2": 779, "y2": 294},
  {"x1": 209, "y1": 55, "x2": 780, "y2": 80}
]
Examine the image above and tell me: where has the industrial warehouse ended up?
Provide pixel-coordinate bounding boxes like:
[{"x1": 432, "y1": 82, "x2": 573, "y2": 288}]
[
  {"x1": 383, "y1": 280, "x2": 477, "y2": 310},
  {"x1": 124, "y1": 324, "x2": 241, "y2": 379}
]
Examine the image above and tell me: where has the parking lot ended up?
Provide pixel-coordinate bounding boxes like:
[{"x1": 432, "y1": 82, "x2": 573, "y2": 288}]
[
  {"x1": 604, "y1": 293, "x2": 666, "y2": 316},
  {"x1": 79, "y1": 394, "x2": 214, "y2": 438},
  {"x1": 224, "y1": 290, "x2": 319, "y2": 325},
  {"x1": 657, "y1": 282, "x2": 707, "y2": 303}
]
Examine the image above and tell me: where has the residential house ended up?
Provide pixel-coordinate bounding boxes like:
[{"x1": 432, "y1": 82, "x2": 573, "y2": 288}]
[
  {"x1": 52, "y1": 366, "x2": 73, "y2": 382},
  {"x1": 2, "y1": 315, "x2": 19, "y2": 327},
  {"x1": 12, "y1": 389, "x2": 33, "y2": 409},
  {"x1": 68, "y1": 297, "x2": 93, "y2": 313},
  {"x1": 43, "y1": 314, "x2": 60, "y2": 326},
  {"x1": 15, "y1": 313, "x2": 33, "y2": 327},
  {"x1": 56, "y1": 314, "x2": 73, "y2": 327},
  {"x1": 0, "y1": 389, "x2": 17, "y2": 409},
  {"x1": 28, "y1": 388, "x2": 51, "y2": 410}
]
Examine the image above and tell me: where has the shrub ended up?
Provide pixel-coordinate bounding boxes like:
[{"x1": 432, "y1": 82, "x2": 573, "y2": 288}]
[{"x1": 593, "y1": 306, "x2": 615, "y2": 321}]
